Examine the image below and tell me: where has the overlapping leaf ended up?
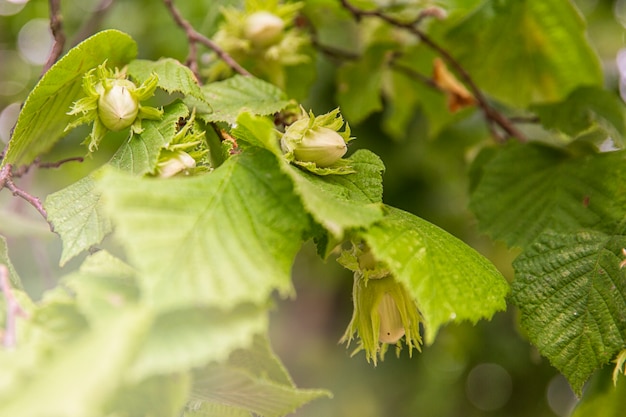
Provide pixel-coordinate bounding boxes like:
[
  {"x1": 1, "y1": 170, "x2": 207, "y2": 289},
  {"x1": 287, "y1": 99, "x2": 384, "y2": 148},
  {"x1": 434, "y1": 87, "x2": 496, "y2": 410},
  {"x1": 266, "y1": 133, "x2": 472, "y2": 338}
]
[
  {"x1": 191, "y1": 335, "x2": 330, "y2": 417},
  {"x1": 512, "y1": 230, "x2": 626, "y2": 394},
  {"x1": 45, "y1": 103, "x2": 189, "y2": 265},
  {"x1": 531, "y1": 86, "x2": 626, "y2": 144},
  {"x1": 470, "y1": 143, "x2": 626, "y2": 248},
  {"x1": 2, "y1": 30, "x2": 137, "y2": 167},
  {"x1": 361, "y1": 206, "x2": 509, "y2": 344},
  {"x1": 444, "y1": 0, "x2": 602, "y2": 107},
  {"x1": 129, "y1": 305, "x2": 268, "y2": 381},
  {"x1": 98, "y1": 147, "x2": 310, "y2": 309},
  {"x1": 127, "y1": 58, "x2": 205, "y2": 102},
  {"x1": 190, "y1": 75, "x2": 290, "y2": 124},
  {"x1": 233, "y1": 113, "x2": 385, "y2": 240}
]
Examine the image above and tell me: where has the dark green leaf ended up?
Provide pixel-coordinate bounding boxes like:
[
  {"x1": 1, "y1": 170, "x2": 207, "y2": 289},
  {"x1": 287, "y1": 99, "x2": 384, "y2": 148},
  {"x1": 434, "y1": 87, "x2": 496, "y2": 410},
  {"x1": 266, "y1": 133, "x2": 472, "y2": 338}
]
[{"x1": 512, "y1": 230, "x2": 626, "y2": 394}]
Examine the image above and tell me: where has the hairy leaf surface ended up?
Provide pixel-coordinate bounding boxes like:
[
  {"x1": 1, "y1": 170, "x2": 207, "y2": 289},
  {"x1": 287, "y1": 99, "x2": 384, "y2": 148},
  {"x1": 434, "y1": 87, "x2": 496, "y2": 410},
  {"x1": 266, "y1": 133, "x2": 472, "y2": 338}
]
[{"x1": 513, "y1": 230, "x2": 626, "y2": 394}]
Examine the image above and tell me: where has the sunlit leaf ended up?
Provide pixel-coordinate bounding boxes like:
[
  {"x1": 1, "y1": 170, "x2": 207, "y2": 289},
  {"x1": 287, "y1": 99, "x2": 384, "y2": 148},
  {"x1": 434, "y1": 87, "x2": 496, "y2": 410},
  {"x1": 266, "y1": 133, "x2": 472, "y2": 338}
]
[
  {"x1": 128, "y1": 58, "x2": 205, "y2": 101},
  {"x1": 361, "y1": 206, "x2": 508, "y2": 343},
  {"x1": 2, "y1": 30, "x2": 137, "y2": 167},
  {"x1": 98, "y1": 147, "x2": 310, "y2": 309},
  {"x1": 190, "y1": 75, "x2": 290, "y2": 124}
]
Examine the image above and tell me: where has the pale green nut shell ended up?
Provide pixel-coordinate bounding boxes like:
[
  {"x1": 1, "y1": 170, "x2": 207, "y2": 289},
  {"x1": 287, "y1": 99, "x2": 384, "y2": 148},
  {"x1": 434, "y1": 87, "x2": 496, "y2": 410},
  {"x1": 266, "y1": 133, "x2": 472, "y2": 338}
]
[
  {"x1": 97, "y1": 79, "x2": 139, "y2": 131},
  {"x1": 244, "y1": 11, "x2": 285, "y2": 48},
  {"x1": 377, "y1": 293, "x2": 405, "y2": 344},
  {"x1": 292, "y1": 126, "x2": 348, "y2": 167}
]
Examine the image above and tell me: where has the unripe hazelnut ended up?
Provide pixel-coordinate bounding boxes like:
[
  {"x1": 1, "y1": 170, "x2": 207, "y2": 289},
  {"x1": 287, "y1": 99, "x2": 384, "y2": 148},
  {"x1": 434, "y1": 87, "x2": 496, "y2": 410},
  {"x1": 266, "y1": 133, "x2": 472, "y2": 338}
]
[
  {"x1": 97, "y1": 79, "x2": 139, "y2": 131},
  {"x1": 244, "y1": 11, "x2": 285, "y2": 48},
  {"x1": 291, "y1": 126, "x2": 347, "y2": 167},
  {"x1": 377, "y1": 293, "x2": 405, "y2": 344}
]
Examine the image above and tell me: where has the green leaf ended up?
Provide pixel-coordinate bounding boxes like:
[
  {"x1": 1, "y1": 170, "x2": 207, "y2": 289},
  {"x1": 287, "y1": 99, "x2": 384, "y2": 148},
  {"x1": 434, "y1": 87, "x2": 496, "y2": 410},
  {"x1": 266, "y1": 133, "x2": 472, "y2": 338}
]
[
  {"x1": 0, "y1": 308, "x2": 149, "y2": 417},
  {"x1": 129, "y1": 305, "x2": 268, "y2": 380},
  {"x1": 444, "y1": 0, "x2": 602, "y2": 107},
  {"x1": 191, "y1": 336, "x2": 330, "y2": 417},
  {"x1": 127, "y1": 58, "x2": 205, "y2": 102},
  {"x1": 336, "y1": 43, "x2": 391, "y2": 124},
  {"x1": 282, "y1": 150, "x2": 385, "y2": 239},
  {"x1": 106, "y1": 373, "x2": 191, "y2": 417},
  {"x1": 45, "y1": 175, "x2": 112, "y2": 266},
  {"x1": 98, "y1": 147, "x2": 311, "y2": 309},
  {"x1": 61, "y1": 251, "x2": 140, "y2": 322},
  {"x1": 2, "y1": 30, "x2": 137, "y2": 167},
  {"x1": 46, "y1": 103, "x2": 189, "y2": 265},
  {"x1": 512, "y1": 230, "x2": 626, "y2": 394},
  {"x1": 232, "y1": 113, "x2": 385, "y2": 239},
  {"x1": 109, "y1": 101, "x2": 190, "y2": 175},
  {"x1": 183, "y1": 401, "x2": 252, "y2": 417},
  {"x1": 361, "y1": 206, "x2": 509, "y2": 344},
  {"x1": 531, "y1": 86, "x2": 626, "y2": 143},
  {"x1": 190, "y1": 75, "x2": 290, "y2": 124},
  {"x1": 0, "y1": 235, "x2": 22, "y2": 288},
  {"x1": 470, "y1": 143, "x2": 626, "y2": 248}
]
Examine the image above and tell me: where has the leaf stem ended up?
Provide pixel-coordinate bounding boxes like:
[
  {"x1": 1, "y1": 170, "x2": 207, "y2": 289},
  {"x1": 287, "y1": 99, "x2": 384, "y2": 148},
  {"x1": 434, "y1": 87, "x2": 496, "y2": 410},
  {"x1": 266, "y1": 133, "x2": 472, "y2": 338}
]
[
  {"x1": 338, "y1": 0, "x2": 527, "y2": 142},
  {"x1": 42, "y1": 0, "x2": 66, "y2": 75},
  {"x1": 162, "y1": 0, "x2": 251, "y2": 80}
]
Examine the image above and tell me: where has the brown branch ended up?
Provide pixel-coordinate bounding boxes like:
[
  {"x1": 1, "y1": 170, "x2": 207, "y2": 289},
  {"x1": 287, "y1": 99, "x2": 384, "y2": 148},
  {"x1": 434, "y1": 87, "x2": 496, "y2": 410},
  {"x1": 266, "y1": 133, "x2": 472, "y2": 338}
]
[
  {"x1": 42, "y1": 0, "x2": 66, "y2": 75},
  {"x1": 0, "y1": 265, "x2": 29, "y2": 349},
  {"x1": 163, "y1": 0, "x2": 251, "y2": 80},
  {"x1": 0, "y1": 165, "x2": 52, "y2": 231},
  {"x1": 339, "y1": 0, "x2": 527, "y2": 142},
  {"x1": 71, "y1": 0, "x2": 115, "y2": 46}
]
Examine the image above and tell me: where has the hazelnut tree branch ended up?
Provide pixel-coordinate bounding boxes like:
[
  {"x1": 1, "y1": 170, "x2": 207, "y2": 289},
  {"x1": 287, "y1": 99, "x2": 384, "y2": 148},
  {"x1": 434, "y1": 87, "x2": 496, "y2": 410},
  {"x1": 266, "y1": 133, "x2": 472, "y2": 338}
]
[
  {"x1": 0, "y1": 165, "x2": 52, "y2": 232},
  {"x1": 339, "y1": 0, "x2": 527, "y2": 142},
  {"x1": 42, "y1": 0, "x2": 66, "y2": 75},
  {"x1": 0, "y1": 264, "x2": 29, "y2": 349},
  {"x1": 162, "y1": 0, "x2": 251, "y2": 80}
]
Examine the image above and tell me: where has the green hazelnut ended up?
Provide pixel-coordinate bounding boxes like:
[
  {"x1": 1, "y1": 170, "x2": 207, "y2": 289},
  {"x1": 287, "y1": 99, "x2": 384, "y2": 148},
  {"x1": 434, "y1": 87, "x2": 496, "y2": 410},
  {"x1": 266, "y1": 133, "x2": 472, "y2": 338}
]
[
  {"x1": 289, "y1": 126, "x2": 347, "y2": 167},
  {"x1": 244, "y1": 11, "x2": 285, "y2": 48},
  {"x1": 97, "y1": 79, "x2": 139, "y2": 131}
]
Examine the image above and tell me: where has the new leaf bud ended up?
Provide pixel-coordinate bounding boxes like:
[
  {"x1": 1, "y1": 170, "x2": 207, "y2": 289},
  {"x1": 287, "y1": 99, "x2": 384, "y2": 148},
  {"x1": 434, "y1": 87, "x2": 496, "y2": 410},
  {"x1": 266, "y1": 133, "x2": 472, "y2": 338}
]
[{"x1": 244, "y1": 11, "x2": 285, "y2": 48}]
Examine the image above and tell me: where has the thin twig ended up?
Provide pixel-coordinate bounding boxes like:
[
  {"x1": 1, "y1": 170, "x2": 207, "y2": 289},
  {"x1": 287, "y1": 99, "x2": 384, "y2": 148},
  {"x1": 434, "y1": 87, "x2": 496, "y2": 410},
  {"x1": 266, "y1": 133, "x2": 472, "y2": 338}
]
[
  {"x1": 163, "y1": 0, "x2": 251, "y2": 80},
  {"x1": 339, "y1": 0, "x2": 527, "y2": 142},
  {"x1": 390, "y1": 61, "x2": 441, "y2": 91},
  {"x1": 71, "y1": 0, "x2": 115, "y2": 46},
  {"x1": 0, "y1": 165, "x2": 52, "y2": 230},
  {"x1": 42, "y1": 0, "x2": 66, "y2": 75},
  {"x1": 0, "y1": 265, "x2": 29, "y2": 349}
]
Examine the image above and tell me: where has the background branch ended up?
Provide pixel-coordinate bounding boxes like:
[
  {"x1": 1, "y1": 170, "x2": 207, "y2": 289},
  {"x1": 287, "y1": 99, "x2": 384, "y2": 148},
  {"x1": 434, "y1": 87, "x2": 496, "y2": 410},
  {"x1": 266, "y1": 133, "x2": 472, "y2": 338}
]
[
  {"x1": 0, "y1": 165, "x2": 52, "y2": 231},
  {"x1": 42, "y1": 0, "x2": 66, "y2": 75},
  {"x1": 163, "y1": 0, "x2": 251, "y2": 80}
]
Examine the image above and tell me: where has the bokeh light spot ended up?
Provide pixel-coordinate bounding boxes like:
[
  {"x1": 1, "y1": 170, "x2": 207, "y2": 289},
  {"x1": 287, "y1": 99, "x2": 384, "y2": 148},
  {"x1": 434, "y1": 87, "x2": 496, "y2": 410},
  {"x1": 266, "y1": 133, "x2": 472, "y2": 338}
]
[
  {"x1": 465, "y1": 362, "x2": 512, "y2": 411},
  {"x1": 18, "y1": 18, "x2": 54, "y2": 65}
]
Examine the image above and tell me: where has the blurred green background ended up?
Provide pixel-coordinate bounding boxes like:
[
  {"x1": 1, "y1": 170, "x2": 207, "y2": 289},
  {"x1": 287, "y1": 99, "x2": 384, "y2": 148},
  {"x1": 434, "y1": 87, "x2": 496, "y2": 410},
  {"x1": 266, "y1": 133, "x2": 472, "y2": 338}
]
[{"x1": 1, "y1": 0, "x2": 625, "y2": 416}]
